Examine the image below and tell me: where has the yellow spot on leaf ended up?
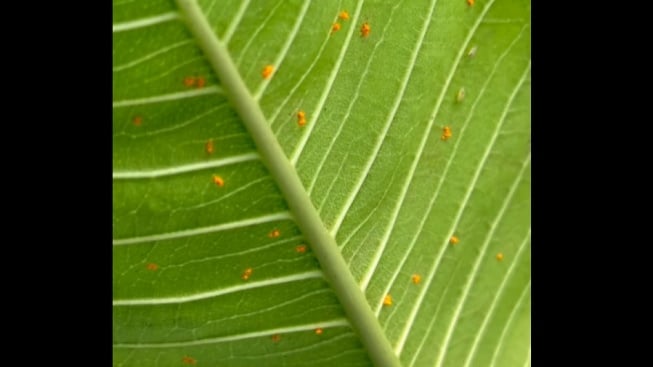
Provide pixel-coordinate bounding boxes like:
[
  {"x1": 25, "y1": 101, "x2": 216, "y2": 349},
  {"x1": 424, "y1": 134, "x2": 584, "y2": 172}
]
[
  {"x1": 241, "y1": 267, "x2": 253, "y2": 280},
  {"x1": 383, "y1": 294, "x2": 393, "y2": 306},
  {"x1": 441, "y1": 126, "x2": 452, "y2": 141},
  {"x1": 297, "y1": 110, "x2": 306, "y2": 126}
]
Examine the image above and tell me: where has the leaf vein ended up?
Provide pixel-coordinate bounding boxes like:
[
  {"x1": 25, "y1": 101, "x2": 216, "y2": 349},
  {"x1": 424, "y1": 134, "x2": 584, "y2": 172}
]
[
  {"x1": 113, "y1": 12, "x2": 180, "y2": 33},
  {"x1": 113, "y1": 270, "x2": 323, "y2": 306},
  {"x1": 113, "y1": 318, "x2": 349, "y2": 347},
  {"x1": 112, "y1": 211, "x2": 291, "y2": 245}
]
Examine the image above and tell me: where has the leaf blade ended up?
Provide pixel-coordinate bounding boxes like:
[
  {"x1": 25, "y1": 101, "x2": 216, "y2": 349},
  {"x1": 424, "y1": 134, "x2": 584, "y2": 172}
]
[{"x1": 113, "y1": 0, "x2": 531, "y2": 365}]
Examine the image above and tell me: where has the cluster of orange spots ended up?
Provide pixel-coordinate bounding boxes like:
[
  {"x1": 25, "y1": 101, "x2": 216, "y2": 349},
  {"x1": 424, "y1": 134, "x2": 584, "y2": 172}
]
[
  {"x1": 315, "y1": 328, "x2": 323, "y2": 335},
  {"x1": 262, "y1": 65, "x2": 274, "y2": 79},
  {"x1": 467, "y1": 0, "x2": 475, "y2": 6},
  {"x1": 183, "y1": 76, "x2": 206, "y2": 89},
  {"x1": 496, "y1": 252, "x2": 504, "y2": 262},
  {"x1": 132, "y1": 116, "x2": 143, "y2": 126},
  {"x1": 456, "y1": 88, "x2": 466, "y2": 103},
  {"x1": 441, "y1": 126, "x2": 453, "y2": 141},
  {"x1": 411, "y1": 274, "x2": 421, "y2": 285},
  {"x1": 241, "y1": 267, "x2": 253, "y2": 280},
  {"x1": 212, "y1": 175, "x2": 225, "y2": 187},
  {"x1": 205, "y1": 139, "x2": 214, "y2": 155},
  {"x1": 271, "y1": 334, "x2": 282, "y2": 342},
  {"x1": 268, "y1": 228, "x2": 281, "y2": 238},
  {"x1": 146, "y1": 263, "x2": 159, "y2": 271},
  {"x1": 182, "y1": 356, "x2": 196, "y2": 365},
  {"x1": 295, "y1": 244, "x2": 307, "y2": 253},
  {"x1": 331, "y1": 11, "x2": 349, "y2": 35},
  {"x1": 450, "y1": 235, "x2": 460, "y2": 245},
  {"x1": 360, "y1": 22, "x2": 371, "y2": 38},
  {"x1": 383, "y1": 294, "x2": 393, "y2": 306},
  {"x1": 297, "y1": 110, "x2": 307, "y2": 127}
]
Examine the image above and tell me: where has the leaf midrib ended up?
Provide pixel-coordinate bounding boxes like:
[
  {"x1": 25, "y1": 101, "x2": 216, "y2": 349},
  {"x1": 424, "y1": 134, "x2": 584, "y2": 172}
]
[{"x1": 173, "y1": 1, "x2": 401, "y2": 366}]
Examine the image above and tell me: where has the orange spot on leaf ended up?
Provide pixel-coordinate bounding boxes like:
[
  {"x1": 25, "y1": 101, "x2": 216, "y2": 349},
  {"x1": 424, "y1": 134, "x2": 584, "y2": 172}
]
[
  {"x1": 205, "y1": 139, "x2": 214, "y2": 155},
  {"x1": 450, "y1": 235, "x2": 459, "y2": 245},
  {"x1": 360, "y1": 22, "x2": 371, "y2": 37},
  {"x1": 496, "y1": 253, "x2": 504, "y2": 261},
  {"x1": 331, "y1": 23, "x2": 341, "y2": 34},
  {"x1": 295, "y1": 244, "x2": 307, "y2": 253},
  {"x1": 182, "y1": 356, "x2": 196, "y2": 365},
  {"x1": 441, "y1": 126, "x2": 452, "y2": 141},
  {"x1": 338, "y1": 11, "x2": 350, "y2": 21},
  {"x1": 297, "y1": 110, "x2": 307, "y2": 126},
  {"x1": 271, "y1": 334, "x2": 281, "y2": 342},
  {"x1": 183, "y1": 76, "x2": 196, "y2": 87},
  {"x1": 411, "y1": 274, "x2": 421, "y2": 285},
  {"x1": 268, "y1": 228, "x2": 281, "y2": 238},
  {"x1": 241, "y1": 267, "x2": 253, "y2": 280},
  {"x1": 132, "y1": 116, "x2": 143, "y2": 126},
  {"x1": 146, "y1": 263, "x2": 158, "y2": 271},
  {"x1": 212, "y1": 175, "x2": 224, "y2": 187},
  {"x1": 315, "y1": 328, "x2": 323, "y2": 335},
  {"x1": 196, "y1": 76, "x2": 206, "y2": 88},
  {"x1": 262, "y1": 65, "x2": 274, "y2": 79},
  {"x1": 467, "y1": 0, "x2": 475, "y2": 6}
]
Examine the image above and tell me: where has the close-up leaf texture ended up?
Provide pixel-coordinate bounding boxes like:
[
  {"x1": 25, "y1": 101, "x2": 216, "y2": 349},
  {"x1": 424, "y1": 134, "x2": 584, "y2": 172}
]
[{"x1": 113, "y1": 0, "x2": 531, "y2": 366}]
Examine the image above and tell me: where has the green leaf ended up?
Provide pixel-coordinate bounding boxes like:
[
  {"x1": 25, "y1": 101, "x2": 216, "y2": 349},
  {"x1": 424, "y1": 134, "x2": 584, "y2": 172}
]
[{"x1": 113, "y1": 0, "x2": 531, "y2": 366}]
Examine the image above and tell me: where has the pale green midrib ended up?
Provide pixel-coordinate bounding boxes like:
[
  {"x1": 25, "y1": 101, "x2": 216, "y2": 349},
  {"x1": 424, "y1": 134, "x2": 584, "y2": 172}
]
[{"x1": 173, "y1": 1, "x2": 402, "y2": 367}]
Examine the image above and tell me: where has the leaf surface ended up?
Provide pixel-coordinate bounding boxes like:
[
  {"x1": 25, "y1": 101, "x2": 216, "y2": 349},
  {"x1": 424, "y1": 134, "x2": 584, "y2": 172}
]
[{"x1": 113, "y1": 0, "x2": 531, "y2": 366}]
